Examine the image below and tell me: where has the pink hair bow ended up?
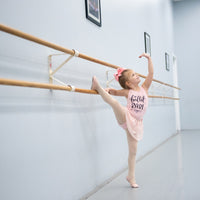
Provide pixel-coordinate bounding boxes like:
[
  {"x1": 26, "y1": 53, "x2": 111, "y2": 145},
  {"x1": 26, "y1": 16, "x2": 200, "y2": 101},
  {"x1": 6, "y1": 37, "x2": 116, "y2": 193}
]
[{"x1": 114, "y1": 68, "x2": 125, "y2": 81}]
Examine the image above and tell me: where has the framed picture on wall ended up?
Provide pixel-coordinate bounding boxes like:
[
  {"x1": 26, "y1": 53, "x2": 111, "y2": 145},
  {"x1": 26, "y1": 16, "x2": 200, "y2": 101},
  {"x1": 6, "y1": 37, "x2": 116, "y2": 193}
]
[
  {"x1": 85, "y1": 0, "x2": 102, "y2": 27},
  {"x1": 165, "y1": 52, "x2": 170, "y2": 71},
  {"x1": 144, "y1": 32, "x2": 151, "y2": 56}
]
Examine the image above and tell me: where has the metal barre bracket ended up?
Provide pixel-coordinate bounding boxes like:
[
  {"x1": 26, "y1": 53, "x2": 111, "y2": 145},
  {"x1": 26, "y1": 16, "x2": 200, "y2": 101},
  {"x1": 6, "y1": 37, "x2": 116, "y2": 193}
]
[
  {"x1": 68, "y1": 85, "x2": 76, "y2": 92},
  {"x1": 48, "y1": 49, "x2": 79, "y2": 88},
  {"x1": 72, "y1": 49, "x2": 79, "y2": 57}
]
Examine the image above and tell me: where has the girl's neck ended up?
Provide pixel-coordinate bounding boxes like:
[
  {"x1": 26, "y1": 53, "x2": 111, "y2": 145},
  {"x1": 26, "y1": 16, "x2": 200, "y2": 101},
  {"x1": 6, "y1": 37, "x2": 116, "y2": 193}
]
[{"x1": 130, "y1": 85, "x2": 140, "y2": 91}]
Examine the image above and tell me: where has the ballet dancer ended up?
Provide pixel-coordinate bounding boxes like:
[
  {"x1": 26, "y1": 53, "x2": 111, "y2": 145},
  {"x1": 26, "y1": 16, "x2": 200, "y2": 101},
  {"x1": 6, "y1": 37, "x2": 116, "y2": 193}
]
[{"x1": 91, "y1": 53, "x2": 153, "y2": 188}]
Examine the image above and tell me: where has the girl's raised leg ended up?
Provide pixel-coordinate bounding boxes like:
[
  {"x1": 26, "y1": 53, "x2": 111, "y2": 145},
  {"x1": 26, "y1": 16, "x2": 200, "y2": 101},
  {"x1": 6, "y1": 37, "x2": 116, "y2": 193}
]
[{"x1": 91, "y1": 76, "x2": 126, "y2": 125}]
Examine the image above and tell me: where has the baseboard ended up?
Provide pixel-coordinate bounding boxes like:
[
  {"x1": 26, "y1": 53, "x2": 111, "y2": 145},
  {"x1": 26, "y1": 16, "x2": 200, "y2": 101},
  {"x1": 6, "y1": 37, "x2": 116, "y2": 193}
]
[{"x1": 80, "y1": 166, "x2": 128, "y2": 200}]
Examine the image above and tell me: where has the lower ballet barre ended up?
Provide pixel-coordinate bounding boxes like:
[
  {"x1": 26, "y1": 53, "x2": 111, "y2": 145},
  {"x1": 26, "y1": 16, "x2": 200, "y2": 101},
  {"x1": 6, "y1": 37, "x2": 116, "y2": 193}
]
[
  {"x1": 0, "y1": 78, "x2": 179, "y2": 100},
  {"x1": 0, "y1": 78, "x2": 97, "y2": 94}
]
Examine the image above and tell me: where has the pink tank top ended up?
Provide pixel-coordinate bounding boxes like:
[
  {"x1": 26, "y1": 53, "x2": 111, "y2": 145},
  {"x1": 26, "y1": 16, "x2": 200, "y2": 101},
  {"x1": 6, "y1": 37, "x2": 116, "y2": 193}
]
[{"x1": 127, "y1": 87, "x2": 148, "y2": 121}]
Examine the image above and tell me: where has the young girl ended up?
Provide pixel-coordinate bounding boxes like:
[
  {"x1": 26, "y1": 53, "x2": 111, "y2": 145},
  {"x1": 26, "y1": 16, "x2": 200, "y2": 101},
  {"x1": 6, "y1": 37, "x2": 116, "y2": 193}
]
[{"x1": 91, "y1": 53, "x2": 153, "y2": 188}]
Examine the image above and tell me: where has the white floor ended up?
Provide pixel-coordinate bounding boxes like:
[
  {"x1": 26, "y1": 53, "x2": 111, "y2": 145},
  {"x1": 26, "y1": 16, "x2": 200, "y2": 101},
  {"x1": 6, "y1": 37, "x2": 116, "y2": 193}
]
[{"x1": 85, "y1": 131, "x2": 200, "y2": 200}]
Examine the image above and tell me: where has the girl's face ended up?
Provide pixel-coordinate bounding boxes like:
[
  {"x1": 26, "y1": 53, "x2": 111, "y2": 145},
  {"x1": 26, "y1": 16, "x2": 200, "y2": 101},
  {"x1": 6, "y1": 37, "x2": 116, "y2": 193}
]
[{"x1": 125, "y1": 70, "x2": 141, "y2": 87}]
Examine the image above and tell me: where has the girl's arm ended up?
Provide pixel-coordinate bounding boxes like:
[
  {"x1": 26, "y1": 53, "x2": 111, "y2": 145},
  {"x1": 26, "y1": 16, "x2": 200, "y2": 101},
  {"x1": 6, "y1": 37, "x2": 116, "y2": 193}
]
[
  {"x1": 105, "y1": 88, "x2": 129, "y2": 98},
  {"x1": 139, "y1": 53, "x2": 154, "y2": 91}
]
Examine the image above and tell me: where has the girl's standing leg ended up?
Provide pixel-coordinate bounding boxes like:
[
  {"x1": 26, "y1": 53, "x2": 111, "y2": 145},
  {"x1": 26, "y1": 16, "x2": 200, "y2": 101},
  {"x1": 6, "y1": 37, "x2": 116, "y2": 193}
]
[
  {"x1": 126, "y1": 130, "x2": 139, "y2": 188},
  {"x1": 91, "y1": 76, "x2": 126, "y2": 125}
]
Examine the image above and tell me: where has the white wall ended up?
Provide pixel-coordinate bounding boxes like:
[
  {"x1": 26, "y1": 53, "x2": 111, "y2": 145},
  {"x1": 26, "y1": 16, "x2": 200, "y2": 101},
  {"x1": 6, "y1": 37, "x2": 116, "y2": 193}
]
[
  {"x1": 173, "y1": 0, "x2": 200, "y2": 130},
  {"x1": 0, "y1": 0, "x2": 176, "y2": 199}
]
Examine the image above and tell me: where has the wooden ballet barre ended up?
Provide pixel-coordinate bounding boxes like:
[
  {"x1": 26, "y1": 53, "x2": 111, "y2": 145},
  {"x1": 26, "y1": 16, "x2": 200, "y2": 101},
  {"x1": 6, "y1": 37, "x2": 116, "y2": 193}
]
[
  {"x1": 0, "y1": 24, "x2": 180, "y2": 90},
  {"x1": 0, "y1": 78, "x2": 98, "y2": 94},
  {"x1": 148, "y1": 95, "x2": 180, "y2": 100},
  {"x1": 0, "y1": 78, "x2": 179, "y2": 100},
  {"x1": 0, "y1": 24, "x2": 118, "y2": 69}
]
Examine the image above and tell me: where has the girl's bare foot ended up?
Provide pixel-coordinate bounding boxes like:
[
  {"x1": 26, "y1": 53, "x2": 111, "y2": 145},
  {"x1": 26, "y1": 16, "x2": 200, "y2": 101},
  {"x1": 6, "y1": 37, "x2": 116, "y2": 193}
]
[
  {"x1": 91, "y1": 76, "x2": 99, "y2": 91},
  {"x1": 126, "y1": 176, "x2": 139, "y2": 188}
]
